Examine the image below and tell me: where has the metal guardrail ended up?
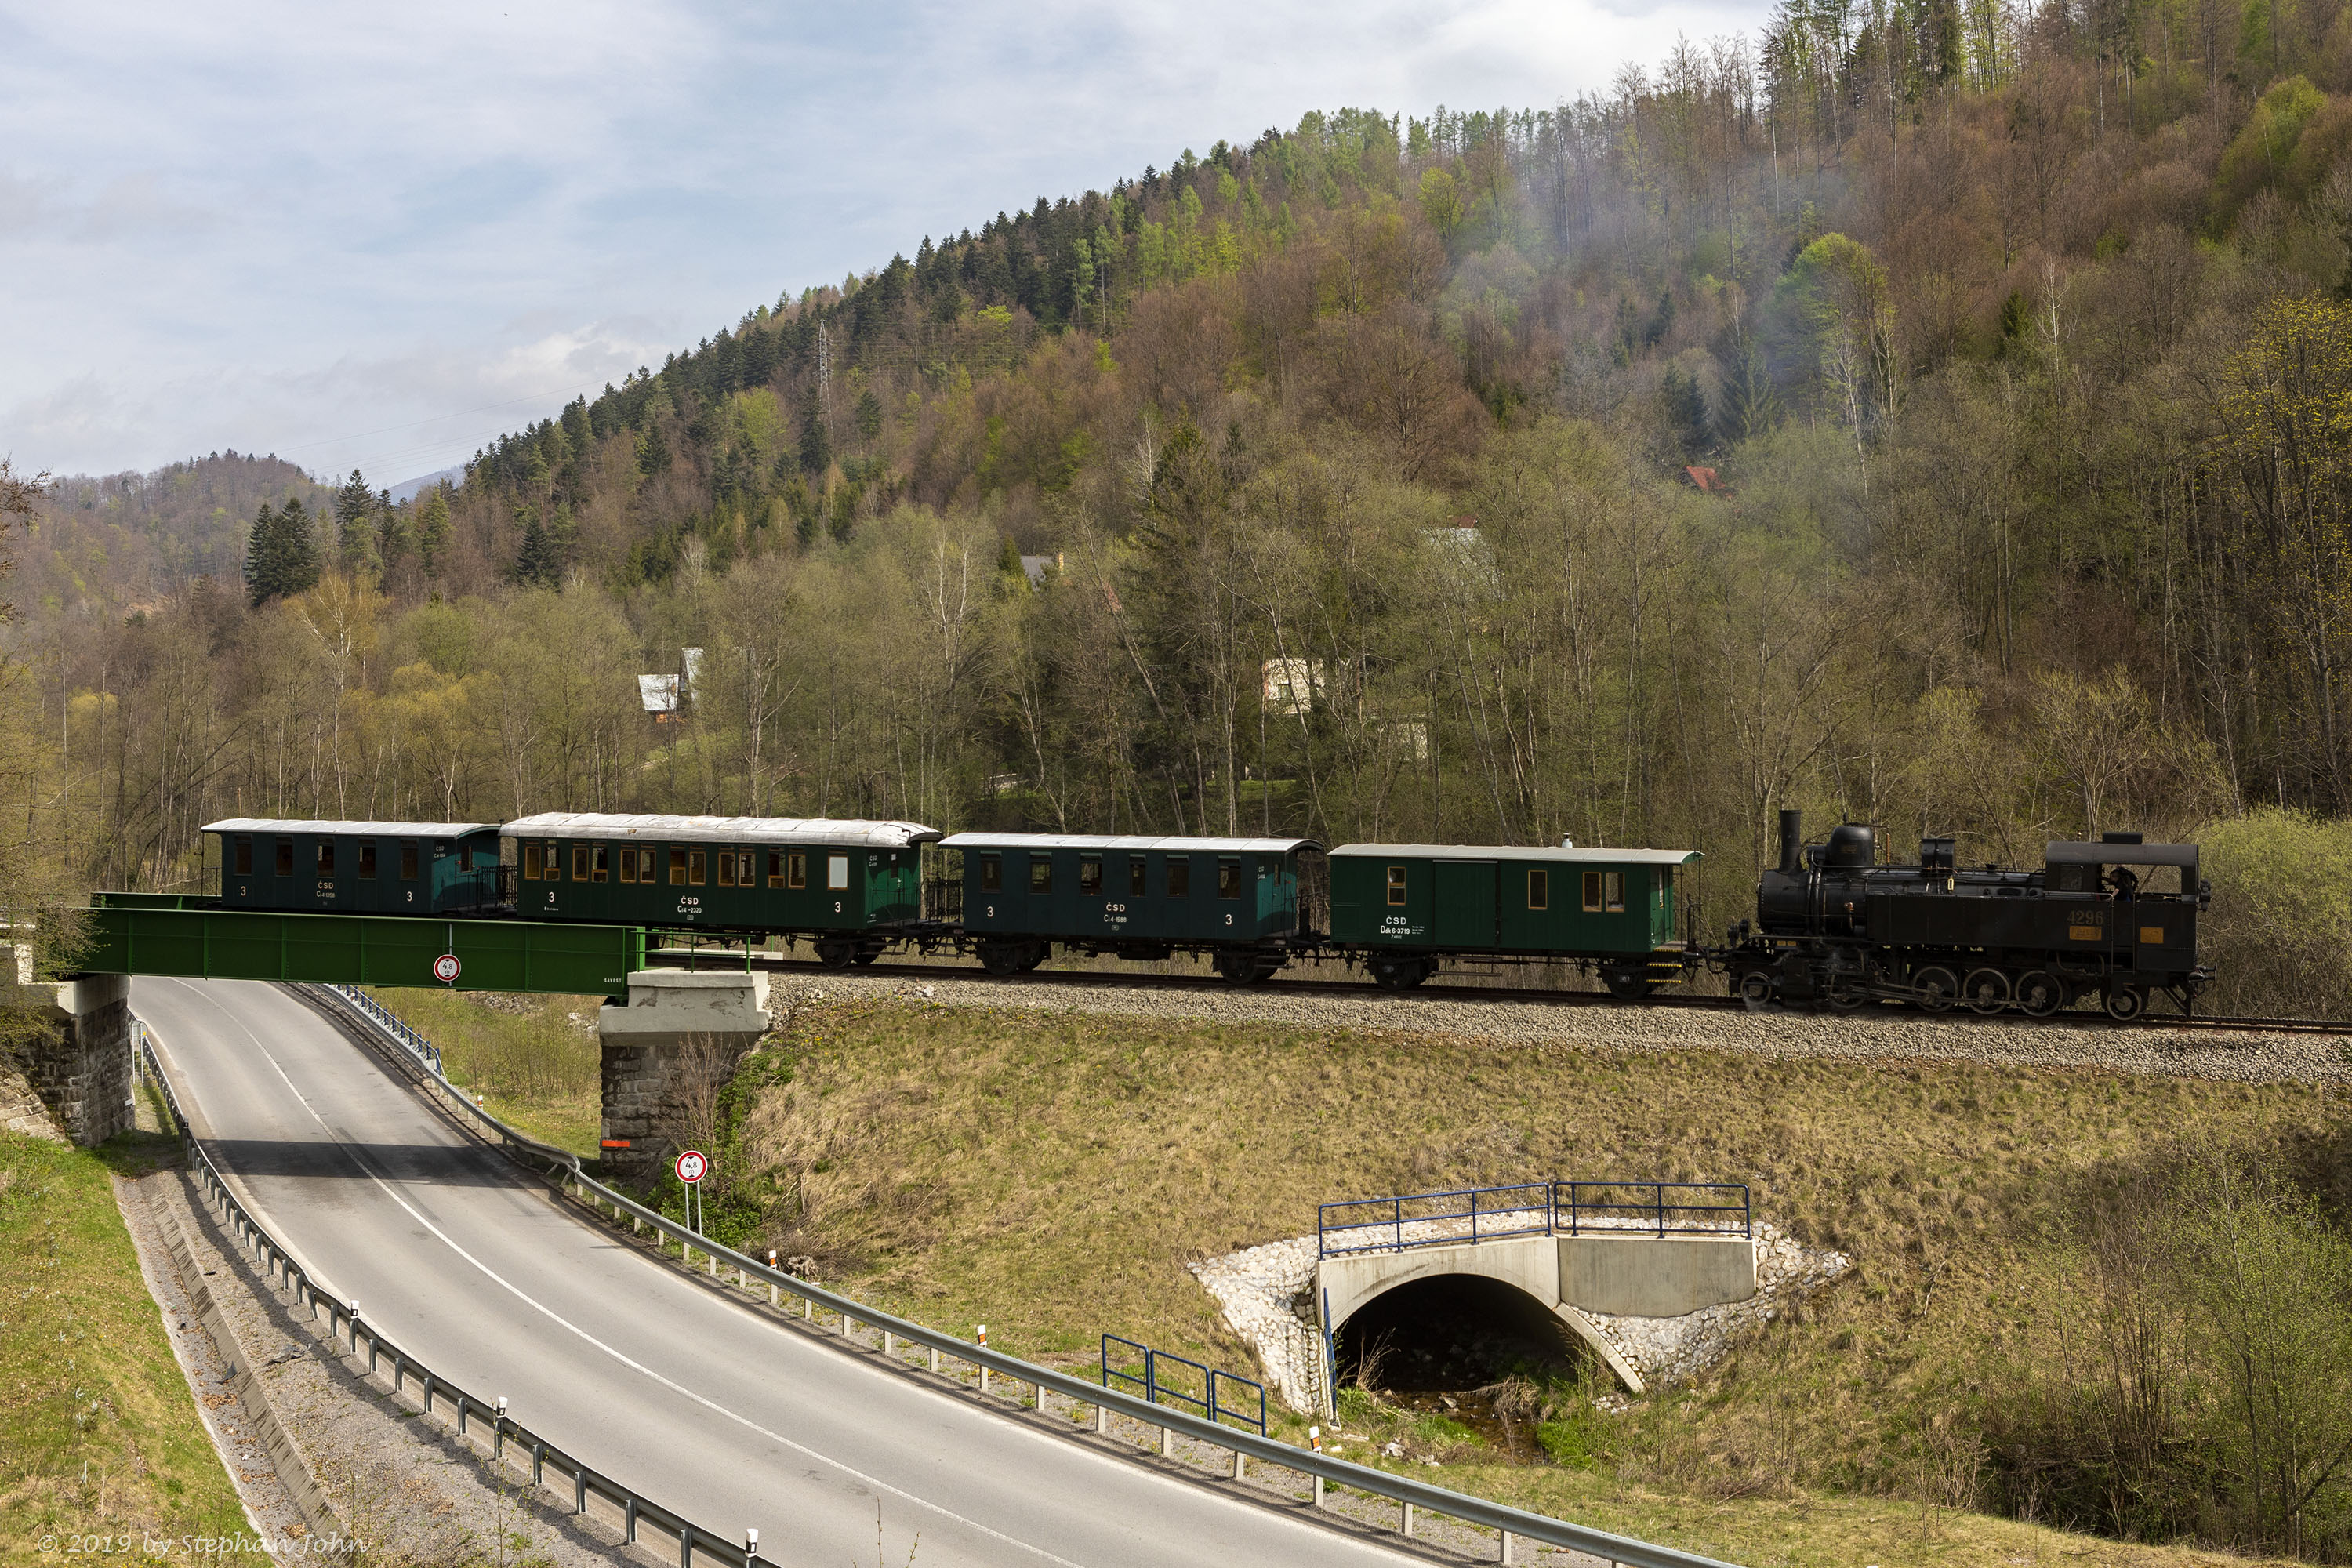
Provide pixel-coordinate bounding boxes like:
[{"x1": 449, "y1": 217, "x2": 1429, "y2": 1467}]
[
  {"x1": 1319, "y1": 1179, "x2": 1751, "y2": 1258},
  {"x1": 1101, "y1": 1334, "x2": 1266, "y2": 1436},
  {"x1": 135, "y1": 1032, "x2": 767, "y2": 1568},
  {"x1": 226, "y1": 982, "x2": 1746, "y2": 1568}
]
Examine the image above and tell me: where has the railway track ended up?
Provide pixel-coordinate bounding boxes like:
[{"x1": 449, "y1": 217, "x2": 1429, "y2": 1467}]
[{"x1": 644, "y1": 949, "x2": 2352, "y2": 1036}]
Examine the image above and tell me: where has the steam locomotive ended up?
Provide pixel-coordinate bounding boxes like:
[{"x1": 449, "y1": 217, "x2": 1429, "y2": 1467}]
[{"x1": 1722, "y1": 810, "x2": 2210, "y2": 1021}]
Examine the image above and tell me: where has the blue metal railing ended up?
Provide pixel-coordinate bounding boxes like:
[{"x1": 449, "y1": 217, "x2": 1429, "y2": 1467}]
[
  {"x1": 336, "y1": 985, "x2": 444, "y2": 1073},
  {"x1": 1317, "y1": 1179, "x2": 1751, "y2": 1258},
  {"x1": 1100, "y1": 1334, "x2": 1267, "y2": 1436}
]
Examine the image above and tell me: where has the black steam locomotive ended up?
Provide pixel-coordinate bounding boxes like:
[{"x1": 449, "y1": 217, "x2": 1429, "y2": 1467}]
[{"x1": 1724, "y1": 811, "x2": 2210, "y2": 1020}]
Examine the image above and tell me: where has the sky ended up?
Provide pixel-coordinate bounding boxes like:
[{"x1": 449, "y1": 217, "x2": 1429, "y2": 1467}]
[{"x1": 0, "y1": 0, "x2": 1770, "y2": 487}]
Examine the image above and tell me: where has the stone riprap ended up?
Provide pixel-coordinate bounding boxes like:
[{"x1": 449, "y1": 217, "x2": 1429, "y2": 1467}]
[
  {"x1": 1192, "y1": 1221, "x2": 1848, "y2": 1410},
  {"x1": 1189, "y1": 1236, "x2": 1328, "y2": 1414}
]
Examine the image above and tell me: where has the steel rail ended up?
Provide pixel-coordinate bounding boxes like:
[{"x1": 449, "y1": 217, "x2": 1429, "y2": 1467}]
[{"x1": 307, "y1": 982, "x2": 1742, "y2": 1568}]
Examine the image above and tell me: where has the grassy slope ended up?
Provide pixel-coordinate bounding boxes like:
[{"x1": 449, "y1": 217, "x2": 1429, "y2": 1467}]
[
  {"x1": 731, "y1": 997, "x2": 2344, "y2": 1567},
  {"x1": 0, "y1": 1125, "x2": 247, "y2": 1563},
  {"x1": 363, "y1": 989, "x2": 604, "y2": 1156}
]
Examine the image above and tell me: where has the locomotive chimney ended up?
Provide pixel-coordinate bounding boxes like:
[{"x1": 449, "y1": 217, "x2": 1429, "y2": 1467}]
[{"x1": 1777, "y1": 809, "x2": 1803, "y2": 876}]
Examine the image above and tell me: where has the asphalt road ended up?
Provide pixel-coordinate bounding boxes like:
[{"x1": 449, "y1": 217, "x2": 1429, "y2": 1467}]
[{"x1": 134, "y1": 978, "x2": 1417, "y2": 1568}]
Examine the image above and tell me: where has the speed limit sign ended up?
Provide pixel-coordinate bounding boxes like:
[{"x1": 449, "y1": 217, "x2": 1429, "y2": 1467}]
[
  {"x1": 674, "y1": 1149, "x2": 708, "y2": 1184},
  {"x1": 432, "y1": 953, "x2": 461, "y2": 984}
]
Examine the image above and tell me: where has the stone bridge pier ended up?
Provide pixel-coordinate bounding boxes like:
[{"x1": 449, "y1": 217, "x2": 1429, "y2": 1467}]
[
  {"x1": 597, "y1": 969, "x2": 770, "y2": 1181},
  {"x1": 2, "y1": 935, "x2": 134, "y2": 1147},
  {"x1": 1318, "y1": 1232, "x2": 1760, "y2": 1398}
]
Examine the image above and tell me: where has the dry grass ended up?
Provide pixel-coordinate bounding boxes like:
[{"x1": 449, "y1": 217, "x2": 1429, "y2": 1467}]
[
  {"x1": 365, "y1": 989, "x2": 604, "y2": 1155},
  {"x1": 735, "y1": 996, "x2": 2351, "y2": 1565}
]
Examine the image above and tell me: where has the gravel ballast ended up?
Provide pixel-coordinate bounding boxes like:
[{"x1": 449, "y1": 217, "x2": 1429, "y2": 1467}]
[{"x1": 782, "y1": 973, "x2": 2352, "y2": 1083}]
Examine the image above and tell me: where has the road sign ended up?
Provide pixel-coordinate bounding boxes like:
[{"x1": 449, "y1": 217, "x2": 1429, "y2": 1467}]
[
  {"x1": 432, "y1": 953, "x2": 461, "y2": 984},
  {"x1": 674, "y1": 1149, "x2": 708, "y2": 1184}
]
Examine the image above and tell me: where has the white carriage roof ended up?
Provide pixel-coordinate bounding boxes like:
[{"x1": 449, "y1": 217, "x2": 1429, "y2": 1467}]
[
  {"x1": 937, "y1": 833, "x2": 1321, "y2": 854},
  {"x1": 203, "y1": 818, "x2": 499, "y2": 837},
  {"x1": 1330, "y1": 843, "x2": 1700, "y2": 865},
  {"x1": 502, "y1": 812, "x2": 941, "y2": 848}
]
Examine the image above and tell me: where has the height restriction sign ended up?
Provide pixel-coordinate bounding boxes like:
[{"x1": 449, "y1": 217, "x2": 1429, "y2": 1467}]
[
  {"x1": 432, "y1": 953, "x2": 461, "y2": 984},
  {"x1": 674, "y1": 1149, "x2": 708, "y2": 1184}
]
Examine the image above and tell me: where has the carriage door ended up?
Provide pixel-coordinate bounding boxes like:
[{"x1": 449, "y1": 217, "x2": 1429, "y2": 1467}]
[{"x1": 1434, "y1": 860, "x2": 1498, "y2": 948}]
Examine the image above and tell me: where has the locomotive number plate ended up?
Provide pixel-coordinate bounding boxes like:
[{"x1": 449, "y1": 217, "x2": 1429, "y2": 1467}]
[
  {"x1": 2068, "y1": 925, "x2": 2103, "y2": 941},
  {"x1": 2140, "y1": 926, "x2": 2165, "y2": 945}
]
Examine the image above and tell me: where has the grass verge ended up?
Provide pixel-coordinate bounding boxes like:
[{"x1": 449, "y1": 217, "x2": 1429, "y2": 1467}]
[
  {"x1": 362, "y1": 989, "x2": 603, "y2": 1156},
  {"x1": 0, "y1": 1125, "x2": 247, "y2": 1562}
]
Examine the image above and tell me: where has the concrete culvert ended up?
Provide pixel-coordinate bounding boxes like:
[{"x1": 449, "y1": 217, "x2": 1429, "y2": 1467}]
[{"x1": 1337, "y1": 1272, "x2": 1588, "y2": 1443}]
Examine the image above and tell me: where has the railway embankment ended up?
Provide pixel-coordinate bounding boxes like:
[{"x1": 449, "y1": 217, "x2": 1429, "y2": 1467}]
[{"x1": 782, "y1": 967, "x2": 2352, "y2": 1084}]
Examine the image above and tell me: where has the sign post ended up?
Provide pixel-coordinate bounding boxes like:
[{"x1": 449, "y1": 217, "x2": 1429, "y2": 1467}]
[{"x1": 675, "y1": 1148, "x2": 708, "y2": 1235}]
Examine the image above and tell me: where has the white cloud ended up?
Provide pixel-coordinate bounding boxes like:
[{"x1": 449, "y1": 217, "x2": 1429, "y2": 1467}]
[{"x1": 0, "y1": 0, "x2": 1773, "y2": 478}]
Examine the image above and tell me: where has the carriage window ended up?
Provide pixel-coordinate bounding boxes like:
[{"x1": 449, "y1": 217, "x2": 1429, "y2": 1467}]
[
  {"x1": 619, "y1": 847, "x2": 636, "y2": 884},
  {"x1": 400, "y1": 842, "x2": 418, "y2": 880},
  {"x1": 717, "y1": 852, "x2": 735, "y2": 887},
  {"x1": 668, "y1": 848, "x2": 687, "y2": 885},
  {"x1": 1167, "y1": 858, "x2": 1189, "y2": 896},
  {"x1": 234, "y1": 837, "x2": 253, "y2": 875},
  {"x1": 1528, "y1": 869, "x2": 1548, "y2": 910},
  {"x1": 275, "y1": 840, "x2": 292, "y2": 876},
  {"x1": 1660, "y1": 866, "x2": 1675, "y2": 895},
  {"x1": 524, "y1": 843, "x2": 544, "y2": 880},
  {"x1": 572, "y1": 844, "x2": 591, "y2": 880},
  {"x1": 358, "y1": 840, "x2": 377, "y2": 878},
  {"x1": 767, "y1": 851, "x2": 784, "y2": 888},
  {"x1": 1129, "y1": 857, "x2": 1147, "y2": 895},
  {"x1": 1604, "y1": 872, "x2": 1625, "y2": 913},
  {"x1": 636, "y1": 848, "x2": 655, "y2": 883},
  {"x1": 827, "y1": 854, "x2": 849, "y2": 891},
  {"x1": 1029, "y1": 856, "x2": 1053, "y2": 894},
  {"x1": 738, "y1": 851, "x2": 756, "y2": 886},
  {"x1": 979, "y1": 855, "x2": 1002, "y2": 892},
  {"x1": 1385, "y1": 866, "x2": 1406, "y2": 906},
  {"x1": 1218, "y1": 858, "x2": 1242, "y2": 898},
  {"x1": 1080, "y1": 855, "x2": 1103, "y2": 894},
  {"x1": 593, "y1": 844, "x2": 610, "y2": 883},
  {"x1": 1582, "y1": 871, "x2": 1602, "y2": 912},
  {"x1": 689, "y1": 850, "x2": 707, "y2": 885},
  {"x1": 789, "y1": 852, "x2": 808, "y2": 890},
  {"x1": 317, "y1": 842, "x2": 336, "y2": 876}
]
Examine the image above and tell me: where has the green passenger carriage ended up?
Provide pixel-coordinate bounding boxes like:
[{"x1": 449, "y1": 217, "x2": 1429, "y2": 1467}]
[
  {"x1": 500, "y1": 813, "x2": 939, "y2": 966},
  {"x1": 207, "y1": 818, "x2": 505, "y2": 914},
  {"x1": 937, "y1": 833, "x2": 1321, "y2": 980},
  {"x1": 1328, "y1": 843, "x2": 1702, "y2": 993}
]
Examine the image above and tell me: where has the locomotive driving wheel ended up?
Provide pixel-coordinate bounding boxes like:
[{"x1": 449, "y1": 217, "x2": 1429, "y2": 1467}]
[
  {"x1": 2014, "y1": 970, "x2": 2066, "y2": 1018},
  {"x1": 1911, "y1": 966, "x2": 1959, "y2": 1013},
  {"x1": 2103, "y1": 985, "x2": 2147, "y2": 1022},
  {"x1": 1736, "y1": 971, "x2": 1775, "y2": 1010},
  {"x1": 1962, "y1": 967, "x2": 2012, "y2": 1014}
]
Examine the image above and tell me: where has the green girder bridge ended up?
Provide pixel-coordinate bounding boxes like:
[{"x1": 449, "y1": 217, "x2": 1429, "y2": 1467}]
[{"x1": 81, "y1": 895, "x2": 648, "y2": 997}]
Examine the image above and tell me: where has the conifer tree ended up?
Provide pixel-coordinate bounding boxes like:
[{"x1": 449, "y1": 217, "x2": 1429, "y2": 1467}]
[
  {"x1": 244, "y1": 498, "x2": 320, "y2": 605},
  {"x1": 798, "y1": 387, "x2": 832, "y2": 474},
  {"x1": 333, "y1": 469, "x2": 379, "y2": 574},
  {"x1": 416, "y1": 488, "x2": 454, "y2": 579},
  {"x1": 855, "y1": 387, "x2": 884, "y2": 444}
]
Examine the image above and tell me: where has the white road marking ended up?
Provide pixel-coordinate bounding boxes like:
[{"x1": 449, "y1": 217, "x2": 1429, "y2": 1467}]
[{"x1": 148, "y1": 979, "x2": 1423, "y2": 1566}]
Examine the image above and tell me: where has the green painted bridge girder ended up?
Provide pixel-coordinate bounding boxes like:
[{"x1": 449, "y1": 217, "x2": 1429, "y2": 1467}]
[{"x1": 79, "y1": 898, "x2": 647, "y2": 997}]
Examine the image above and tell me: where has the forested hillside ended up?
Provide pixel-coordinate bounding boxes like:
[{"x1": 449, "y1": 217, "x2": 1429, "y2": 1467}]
[{"x1": 11, "y1": 0, "x2": 2352, "y2": 943}]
